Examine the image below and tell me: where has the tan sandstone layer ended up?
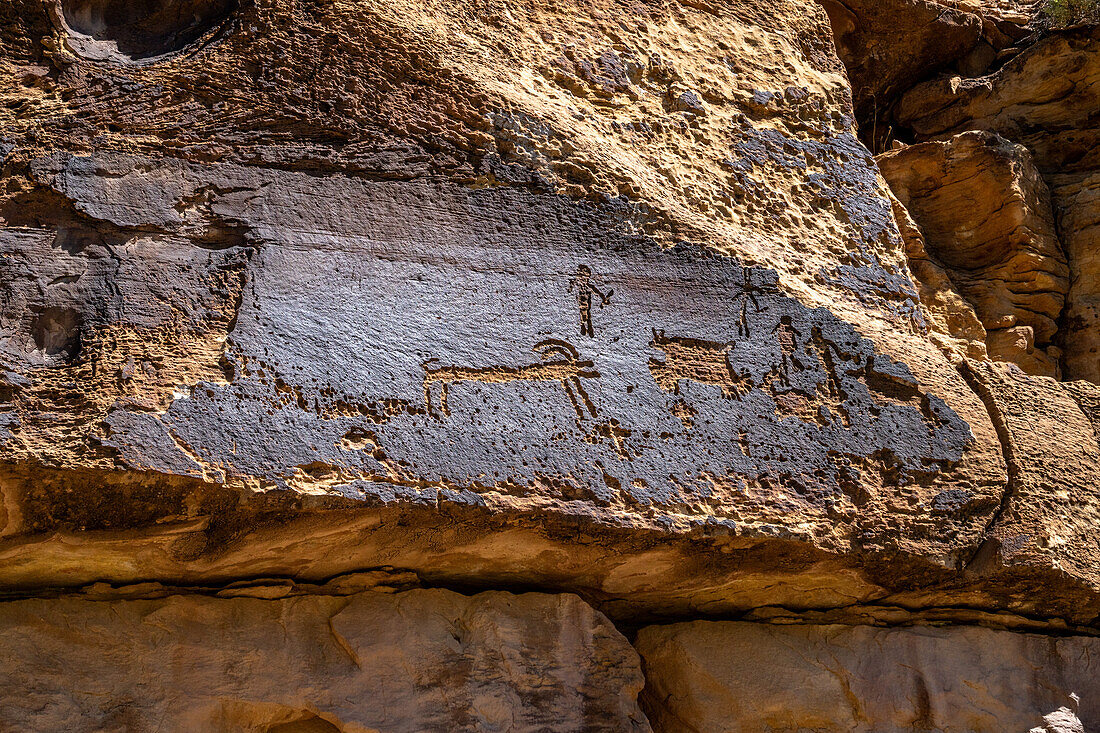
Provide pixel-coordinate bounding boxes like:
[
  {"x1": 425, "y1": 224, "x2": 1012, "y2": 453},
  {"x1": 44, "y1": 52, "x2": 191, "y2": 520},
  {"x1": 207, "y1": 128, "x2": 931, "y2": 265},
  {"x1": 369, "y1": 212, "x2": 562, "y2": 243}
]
[
  {"x1": 0, "y1": 586, "x2": 649, "y2": 732},
  {"x1": 879, "y1": 131, "x2": 1068, "y2": 377},
  {"x1": 896, "y1": 25, "x2": 1100, "y2": 381},
  {"x1": 636, "y1": 619, "x2": 1095, "y2": 732}
]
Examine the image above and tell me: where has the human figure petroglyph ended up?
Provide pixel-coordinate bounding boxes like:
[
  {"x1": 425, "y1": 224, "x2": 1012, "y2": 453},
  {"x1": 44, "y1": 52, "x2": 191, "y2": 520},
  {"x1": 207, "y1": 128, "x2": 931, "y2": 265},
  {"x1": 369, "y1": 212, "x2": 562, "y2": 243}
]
[
  {"x1": 729, "y1": 267, "x2": 775, "y2": 338},
  {"x1": 773, "y1": 316, "x2": 802, "y2": 366},
  {"x1": 773, "y1": 317, "x2": 797, "y2": 350},
  {"x1": 422, "y1": 339, "x2": 599, "y2": 419},
  {"x1": 569, "y1": 265, "x2": 612, "y2": 337},
  {"x1": 735, "y1": 297, "x2": 750, "y2": 338}
]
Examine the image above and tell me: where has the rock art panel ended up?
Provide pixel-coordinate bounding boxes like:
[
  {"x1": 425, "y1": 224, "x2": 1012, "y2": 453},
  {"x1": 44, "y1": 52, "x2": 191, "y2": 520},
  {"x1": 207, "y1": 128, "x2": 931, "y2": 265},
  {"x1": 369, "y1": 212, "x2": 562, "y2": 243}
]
[
  {"x1": 0, "y1": 0, "x2": 1036, "y2": 619},
  {"x1": 636, "y1": 620, "x2": 1100, "y2": 733},
  {"x1": 16, "y1": 153, "x2": 977, "y2": 551},
  {"x1": 0, "y1": 588, "x2": 650, "y2": 732},
  {"x1": 4, "y1": 0, "x2": 1100, "y2": 727}
]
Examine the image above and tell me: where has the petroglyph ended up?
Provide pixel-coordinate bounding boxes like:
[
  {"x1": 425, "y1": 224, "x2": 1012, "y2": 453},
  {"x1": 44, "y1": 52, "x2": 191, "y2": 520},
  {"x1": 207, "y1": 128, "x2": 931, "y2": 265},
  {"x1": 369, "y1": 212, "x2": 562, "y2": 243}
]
[
  {"x1": 648, "y1": 330, "x2": 743, "y2": 399},
  {"x1": 646, "y1": 318, "x2": 917, "y2": 431},
  {"x1": 569, "y1": 265, "x2": 612, "y2": 337},
  {"x1": 62, "y1": 160, "x2": 972, "y2": 527},
  {"x1": 422, "y1": 340, "x2": 598, "y2": 420}
]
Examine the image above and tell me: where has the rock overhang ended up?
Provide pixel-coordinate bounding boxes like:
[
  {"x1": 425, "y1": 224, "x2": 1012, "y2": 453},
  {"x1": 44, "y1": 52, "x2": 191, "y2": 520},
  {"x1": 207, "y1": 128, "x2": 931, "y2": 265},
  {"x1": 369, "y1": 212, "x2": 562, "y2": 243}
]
[{"x1": 2, "y1": 0, "x2": 1098, "y2": 631}]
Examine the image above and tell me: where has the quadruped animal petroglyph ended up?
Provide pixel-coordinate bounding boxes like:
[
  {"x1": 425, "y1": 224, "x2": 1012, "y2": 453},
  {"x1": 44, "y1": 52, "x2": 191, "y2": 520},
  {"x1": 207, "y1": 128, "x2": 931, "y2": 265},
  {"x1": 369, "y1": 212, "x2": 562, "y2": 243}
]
[
  {"x1": 648, "y1": 329, "x2": 742, "y2": 399},
  {"x1": 422, "y1": 339, "x2": 599, "y2": 420}
]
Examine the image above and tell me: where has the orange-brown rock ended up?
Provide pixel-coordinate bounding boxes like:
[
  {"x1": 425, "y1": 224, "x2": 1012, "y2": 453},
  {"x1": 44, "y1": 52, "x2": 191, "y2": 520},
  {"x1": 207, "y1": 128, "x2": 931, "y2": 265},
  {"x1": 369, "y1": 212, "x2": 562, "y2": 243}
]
[
  {"x1": 0, "y1": 0, "x2": 1026, "y2": 619},
  {"x1": 2, "y1": 0, "x2": 1100, "y2": 728},
  {"x1": 878, "y1": 131, "x2": 1068, "y2": 377},
  {"x1": 817, "y1": 0, "x2": 981, "y2": 141},
  {"x1": 886, "y1": 187, "x2": 990, "y2": 362},
  {"x1": 895, "y1": 27, "x2": 1100, "y2": 175},
  {"x1": 957, "y1": 361, "x2": 1100, "y2": 594},
  {"x1": 1049, "y1": 170, "x2": 1100, "y2": 381},
  {"x1": 636, "y1": 620, "x2": 1098, "y2": 732},
  {"x1": 0, "y1": 587, "x2": 649, "y2": 732},
  {"x1": 895, "y1": 27, "x2": 1100, "y2": 383}
]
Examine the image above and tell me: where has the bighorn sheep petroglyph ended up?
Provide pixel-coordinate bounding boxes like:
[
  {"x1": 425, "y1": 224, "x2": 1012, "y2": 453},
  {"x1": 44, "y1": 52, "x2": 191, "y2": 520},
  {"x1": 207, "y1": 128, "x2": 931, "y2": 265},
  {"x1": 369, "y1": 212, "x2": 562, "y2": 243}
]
[{"x1": 422, "y1": 339, "x2": 599, "y2": 419}]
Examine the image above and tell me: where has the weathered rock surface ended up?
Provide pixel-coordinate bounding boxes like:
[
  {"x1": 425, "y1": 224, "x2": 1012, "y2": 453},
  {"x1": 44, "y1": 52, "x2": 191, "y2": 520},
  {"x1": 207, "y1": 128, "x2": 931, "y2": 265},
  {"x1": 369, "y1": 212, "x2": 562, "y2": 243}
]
[
  {"x1": 0, "y1": 145, "x2": 1020, "y2": 621},
  {"x1": 0, "y1": 587, "x2": 649, "y2": 732},
  {"x1": 1050, "y1": 170, "x2": 1100, "y2": 381},
  {"x1": 3, "y1": 0, "x2": 1100, "y2": 728},
  {"x1": 636, "y1": 620, "x2": 1098, "y2": 732},
  {"x1": 896, "y1": 27, "x2": 1100, "y2": 174},
  {"x1": 818, "y1": 0, "x2": 981, "y2": 141},
  {"x1": 879, "y1": 131, "x2": 1068, "y2": 377},
  {"x1": 895, "y1": 27, "x2": 1100, "y2": 383},
  {"x1": 958, "y1": 361, "x2": 1100, "y2": 592},
  {"x1": 885, "y1": 187, "x2": 990, "y2": 362},
  {"x1": 1, "y1": 0, "x2": 1048, "y2": 622}
]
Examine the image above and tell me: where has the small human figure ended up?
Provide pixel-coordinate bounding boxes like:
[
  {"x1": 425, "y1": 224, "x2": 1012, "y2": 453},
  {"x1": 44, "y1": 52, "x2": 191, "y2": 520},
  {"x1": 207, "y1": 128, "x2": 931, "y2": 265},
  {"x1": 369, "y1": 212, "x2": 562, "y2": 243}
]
[
  {"x1": 772, "y1": 315, "x2": 802, "y2": 371},
  {"x1": 569, "y1": 265, "x2": 613, "y2": 337}
]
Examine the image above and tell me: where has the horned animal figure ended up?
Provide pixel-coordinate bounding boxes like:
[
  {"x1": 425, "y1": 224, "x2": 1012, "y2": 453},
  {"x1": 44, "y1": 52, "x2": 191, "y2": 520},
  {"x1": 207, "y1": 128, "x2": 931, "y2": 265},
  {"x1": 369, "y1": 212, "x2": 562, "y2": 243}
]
[
  {"x1": 648, "y1": 328, "x2": 743, "y2": 398},
  {"x1": 422, "y1": 339, "x2": 599, "y2": 419}
]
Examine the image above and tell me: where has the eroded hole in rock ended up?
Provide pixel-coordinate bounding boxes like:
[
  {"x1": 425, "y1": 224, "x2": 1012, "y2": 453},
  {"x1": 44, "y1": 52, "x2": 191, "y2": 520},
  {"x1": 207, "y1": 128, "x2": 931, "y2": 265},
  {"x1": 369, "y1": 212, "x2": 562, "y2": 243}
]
[
  {"x1": 31, "y1": 306, "x2": 83, "y2": 361},
  {"x1": 59, "y1": 0, "x2": 238, "y2": 62}
]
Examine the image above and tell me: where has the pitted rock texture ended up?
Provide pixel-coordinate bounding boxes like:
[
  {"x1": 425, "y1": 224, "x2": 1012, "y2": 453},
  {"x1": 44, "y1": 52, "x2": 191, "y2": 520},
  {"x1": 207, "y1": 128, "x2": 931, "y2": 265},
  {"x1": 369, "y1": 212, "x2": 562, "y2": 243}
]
[
  {"x1": 24, "y1": 153, "x2": 974, "y2": 545},
  {"x1": 878, "y1": 131, "x2": 1068, "y2": 377},
  {"x1": 3, "y1": 0, "x2": 1100, "y2": 729},
  {"x1": 0, "y1": 588, "x2": 649, "y2": 732},
  {"x1": 2, "y1": 0, "x2": 915, "y2": 338},
  {"x1": 0, "y1": 0, "x2": 1043, "y2": 616},
  {"x1": 958, "y1": 360, "x2": 1100, "y2": 594},
  {"x1": 0, "y1": 0, "x2": 1097, "y2": 630},
  {"x1": 636, "y1": 620, "x2": 1098, "y2": 733},
  {"x1": 0, "y1": 148, "x2": 1026, "y2": 622}
]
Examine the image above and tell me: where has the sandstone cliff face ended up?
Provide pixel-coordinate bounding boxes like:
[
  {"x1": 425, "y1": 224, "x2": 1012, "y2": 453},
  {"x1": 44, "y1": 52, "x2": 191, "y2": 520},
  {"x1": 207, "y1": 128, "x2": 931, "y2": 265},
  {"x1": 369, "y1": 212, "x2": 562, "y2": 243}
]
[
  {"x1": 637, "y1": 620, "x2": 1095, "y2": 732},
  {"x1": 1, "y1": 0, "x2": 1017, "y2": 612},
  {"x1": 896, "y1": 24, "x2": 1100, "y2": 381},
  {"x1": 1, "y1": 0, "x2": 1100, "y2": 730},
  {"x1": 0, "y1": 586, "x2": 649, "y2": 732},
  {"x1": 879, "y1": 131, "x2": 1068, "y2": 377}
]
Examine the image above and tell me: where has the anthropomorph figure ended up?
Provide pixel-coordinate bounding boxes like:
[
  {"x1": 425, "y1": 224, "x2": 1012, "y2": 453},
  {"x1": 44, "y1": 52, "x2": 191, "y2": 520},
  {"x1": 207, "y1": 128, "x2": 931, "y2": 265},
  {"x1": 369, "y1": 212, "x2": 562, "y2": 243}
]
[{"x1": 569, "y1": 265, "x2": 612, "y2": 337}]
